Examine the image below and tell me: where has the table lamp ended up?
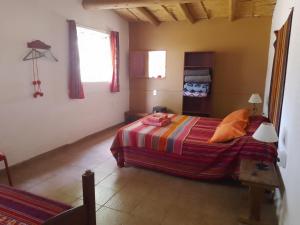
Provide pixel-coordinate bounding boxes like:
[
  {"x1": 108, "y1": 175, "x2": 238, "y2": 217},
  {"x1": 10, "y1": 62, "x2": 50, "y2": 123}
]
[
  {"x1": 248, "y1": 93, "x2": 262, "y2": 115},
  {"x1": 252, "y1": 122, "x2": 278, "y2": 170}
]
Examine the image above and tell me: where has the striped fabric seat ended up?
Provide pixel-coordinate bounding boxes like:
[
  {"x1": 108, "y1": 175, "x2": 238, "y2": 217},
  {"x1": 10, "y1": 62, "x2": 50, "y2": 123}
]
[{"x1": 0, "y1": 185, "x2": 71, "y2": 225}]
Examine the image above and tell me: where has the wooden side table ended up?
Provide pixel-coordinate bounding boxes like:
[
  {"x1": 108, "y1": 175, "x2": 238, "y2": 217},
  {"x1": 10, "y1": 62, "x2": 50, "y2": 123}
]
[{"x1": 239, "y1": 159, "x2": 279, "y2": 225}]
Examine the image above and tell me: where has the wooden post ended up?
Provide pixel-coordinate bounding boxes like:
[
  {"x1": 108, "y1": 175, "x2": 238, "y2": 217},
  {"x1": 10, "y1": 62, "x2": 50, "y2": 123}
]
[
  {"x1": 82, "y1": 0, "x2": 198, "y2": 10},
  {"x1": 82, "y1": 170, "x2": 96, "y2": 225},
  {"x1": 43, "y1": 170, "x2": 96, "y2": 225},
  {"x1": 249, "y1": 186, "x2": 264, "y2": 221}
]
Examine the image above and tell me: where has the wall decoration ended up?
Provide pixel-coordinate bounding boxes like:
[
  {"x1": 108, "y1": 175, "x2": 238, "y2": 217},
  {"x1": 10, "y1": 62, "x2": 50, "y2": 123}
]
[
  {"x1": 268, "y1": 9, "x2": 293, "y2": 134},
  {"x1": 23, "y1": 40, "x2": 58, "y2": 98}
]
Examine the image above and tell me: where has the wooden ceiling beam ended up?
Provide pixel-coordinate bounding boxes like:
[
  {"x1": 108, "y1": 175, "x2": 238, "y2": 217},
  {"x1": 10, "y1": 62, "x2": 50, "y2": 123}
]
[
  {"x1": 229, "y1": 0, "x2": 237, "y2": 21},
  {"x1": 200, "y1": 1, "x2": 209, "y2": 19},
  {"x1": 82, "y1": 0, "x2": 198, "y2": 9},
  {"x1": 136, "y1": 7, "x2": 161, "y2": 26},
  {"x1": 251, "y1": 0, "x2": 255, "y2": 17},
  {"x1": 178, "y1": 3, "x2": 195, "y2": 24},
  {"x1": 126, "y1": 8, "x2": 140, "y2": 21},
  {"x1": 160, "y1": 5, "x2": 177, "y2": 21}
]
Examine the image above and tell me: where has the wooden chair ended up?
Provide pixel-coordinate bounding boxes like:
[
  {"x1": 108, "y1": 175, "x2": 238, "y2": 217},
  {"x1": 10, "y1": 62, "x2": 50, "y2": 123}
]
[{"x1": 0, "y1": 152, "x2": 13, "y2": 186}]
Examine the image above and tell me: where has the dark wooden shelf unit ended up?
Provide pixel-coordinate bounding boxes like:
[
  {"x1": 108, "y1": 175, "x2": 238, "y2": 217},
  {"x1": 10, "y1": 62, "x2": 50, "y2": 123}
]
[{"x1": 182, "y1": 52, "x2": 214, "y2": 117}]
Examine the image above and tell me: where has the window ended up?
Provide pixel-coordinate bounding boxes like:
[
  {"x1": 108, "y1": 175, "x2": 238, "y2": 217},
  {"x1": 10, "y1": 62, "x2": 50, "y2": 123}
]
[
  {"x1": 148, "y1": 51, "x2": 166, "y2": 78},
  {"x1": 77, "y1": 26, "x2": 112, "y2": 82},
  {"x1": 129, "y1": 50, "x2": 166, "y2": 78}
]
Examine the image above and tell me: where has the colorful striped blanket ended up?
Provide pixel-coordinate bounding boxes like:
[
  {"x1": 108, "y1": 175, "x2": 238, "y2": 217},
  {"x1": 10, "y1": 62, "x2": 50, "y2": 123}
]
[
  {"x1": 0, "y1": 185, "x2": 71, "y2": 225},
  {"x1": 115, "y1": 114, "x2": 199, "y2": 155},
  {"x1": 111, "y1": 116, "x2": 277, "y2": 179}
]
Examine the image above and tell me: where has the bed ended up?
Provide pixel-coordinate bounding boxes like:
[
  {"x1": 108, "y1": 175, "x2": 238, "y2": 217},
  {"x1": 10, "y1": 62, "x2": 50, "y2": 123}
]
[
  {"x1": 0, "y1": 170, "x2": 96, "y2": 225},
  {"x1": 110, "y1": 114, "x2": 277, "y2": 180}
]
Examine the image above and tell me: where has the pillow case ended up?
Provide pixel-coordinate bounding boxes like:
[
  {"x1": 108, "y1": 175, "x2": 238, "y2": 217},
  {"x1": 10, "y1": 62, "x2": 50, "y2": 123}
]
[{"x1": 209, "y1": 120, "x2": 247, "y2": 143}]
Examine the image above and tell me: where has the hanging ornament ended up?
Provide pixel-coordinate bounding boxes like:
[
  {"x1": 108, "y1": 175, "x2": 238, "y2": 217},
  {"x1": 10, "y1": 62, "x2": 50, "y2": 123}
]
[
  {"x1": 31, "y1": 50, "x2": 44, "y2": 98},
  {"x1": 22, "y1": 40, "x2": 58, "y2": 99}
]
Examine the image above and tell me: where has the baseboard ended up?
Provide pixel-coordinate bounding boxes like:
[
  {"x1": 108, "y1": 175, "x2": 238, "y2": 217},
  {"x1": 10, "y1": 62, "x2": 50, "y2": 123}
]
[{"x1": 0, "y1": 122, "x2": 124, "y2": 177}]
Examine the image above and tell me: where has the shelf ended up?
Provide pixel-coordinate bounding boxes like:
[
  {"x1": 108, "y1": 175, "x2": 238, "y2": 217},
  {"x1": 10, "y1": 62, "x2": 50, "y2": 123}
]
[
  {"x1": 183, "y1": 95, "x2": 209, "y2": 98},
  {"x1": 183, "y1": 81, "x2": 212, "y2": 84},
  {"x1": 184, "y1": 66, "x2": 210, "y2": 69},
  {"x1": 182, "y1": 51, "x2": 214, "y2": 118}
]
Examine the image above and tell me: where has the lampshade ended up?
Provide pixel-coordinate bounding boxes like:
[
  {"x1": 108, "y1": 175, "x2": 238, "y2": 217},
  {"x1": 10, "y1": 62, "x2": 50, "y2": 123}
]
[
  {"x1": 252, "y1": 122, "x2": 279, "y2": 143},
  {"x1": 248, "y1": 93, "x2": 262, "y2": 104}
]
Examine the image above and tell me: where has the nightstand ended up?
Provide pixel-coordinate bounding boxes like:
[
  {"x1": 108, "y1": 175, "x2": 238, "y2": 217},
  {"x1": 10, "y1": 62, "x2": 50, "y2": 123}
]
[{"x1": 239, "y1": 159, "x2": 279, "y2": 225}]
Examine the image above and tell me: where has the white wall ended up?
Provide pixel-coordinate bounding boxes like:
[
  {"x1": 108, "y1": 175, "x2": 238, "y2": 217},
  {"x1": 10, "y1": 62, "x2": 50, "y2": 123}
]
[
  {"x1": 0, "y1": 0, "x2": 129, "y2": 165},
  {"x1": 264, "y1": 1, "x2": 300, "y2": 225}
]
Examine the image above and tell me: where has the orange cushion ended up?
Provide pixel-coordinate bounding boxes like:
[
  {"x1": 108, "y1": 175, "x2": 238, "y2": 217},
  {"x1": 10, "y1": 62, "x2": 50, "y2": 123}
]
[
  {"x1": 209, "y1": 120, "x2": 247, "y2": 143},
  {"x1": 222, "y1": 108, "x2": 250, "y2": 124}
]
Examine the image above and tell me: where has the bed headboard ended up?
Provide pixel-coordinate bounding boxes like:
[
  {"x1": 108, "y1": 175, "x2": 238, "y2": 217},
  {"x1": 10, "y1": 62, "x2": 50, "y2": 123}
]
[{"x1": 268, "y1": 9, "x2": 293, "y2": 134}]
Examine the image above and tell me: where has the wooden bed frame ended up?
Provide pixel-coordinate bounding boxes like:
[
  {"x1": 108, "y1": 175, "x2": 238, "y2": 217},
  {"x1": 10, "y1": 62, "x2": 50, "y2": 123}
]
[{"x1": 43, "y1": 170, "x2": 96, "y2": 225}]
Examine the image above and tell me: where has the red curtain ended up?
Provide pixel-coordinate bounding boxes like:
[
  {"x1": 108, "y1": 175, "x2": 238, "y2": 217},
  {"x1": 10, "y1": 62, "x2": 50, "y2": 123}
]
[
  {"x1": 67, "y1": 20, "x2": 84, "y2": 99},
  {"x1": 110, "y1": 31, "x2": 120, "y2": 92}
]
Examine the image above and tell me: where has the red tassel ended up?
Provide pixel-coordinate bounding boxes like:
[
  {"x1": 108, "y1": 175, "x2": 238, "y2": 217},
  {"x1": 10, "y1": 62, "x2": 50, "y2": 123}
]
[{"x1": 31, "y1": 53, "x2": 44, "y2": 98}]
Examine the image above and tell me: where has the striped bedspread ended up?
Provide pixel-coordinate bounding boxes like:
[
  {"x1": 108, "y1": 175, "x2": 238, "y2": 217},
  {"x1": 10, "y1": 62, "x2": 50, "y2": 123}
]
[
  {"x1": 111, "y1": 115, "x2": 278, "y2": 179},
  {"x1": 182, "y1": 116, "x2": 277, "y2": 162},
  {"x1": 114, "y1": 114, "x2": 199, "y2": 155},
  {"x1": 0, "y1": 185, "x2": 71, "y2": 225}
]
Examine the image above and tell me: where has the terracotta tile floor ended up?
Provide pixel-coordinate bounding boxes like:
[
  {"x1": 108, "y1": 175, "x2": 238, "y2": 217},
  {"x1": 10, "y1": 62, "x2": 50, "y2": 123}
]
[{"x1": 0, "y1": 126, "x2": 278, "y2": 225}]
